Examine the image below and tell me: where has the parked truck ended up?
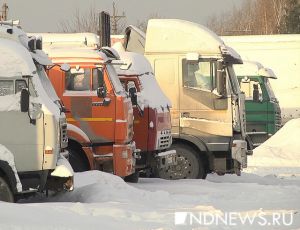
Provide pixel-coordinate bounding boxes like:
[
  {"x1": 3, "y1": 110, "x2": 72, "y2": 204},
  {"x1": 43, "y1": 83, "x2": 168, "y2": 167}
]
[
  {"x1": 32, "y1": 34, "x2": 139, "y2": 182},
  {"x1": 108, "y1": 45, "x2": 176, "y2": 176},
  {"x1": 123, "y1": 19, "x2": 252, "y2": 179},
  {"x1": 234, "y1": 61, "x2": 281, "y2": 147},
  {"x1": 222, "y1": 34, "x2": 300, "y2": 124},
  {"x1": 0, "y1": 23, "x2": 73, "y2": 202}
]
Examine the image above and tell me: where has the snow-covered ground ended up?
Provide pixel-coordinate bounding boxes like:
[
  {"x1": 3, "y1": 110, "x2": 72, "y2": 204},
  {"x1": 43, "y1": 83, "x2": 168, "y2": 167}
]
[{"x1": 1, "y1": 119, "x2": 300, "y2": 230}]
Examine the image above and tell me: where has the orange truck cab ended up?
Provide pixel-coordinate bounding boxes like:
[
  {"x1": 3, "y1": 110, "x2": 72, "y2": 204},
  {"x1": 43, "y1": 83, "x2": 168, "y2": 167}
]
[
  {"x1": 40, "y1": 42, "x2": 138, "y2": 181},
  {"x1": 107, "y1": 45, "x2": 177, "y2": 176}
]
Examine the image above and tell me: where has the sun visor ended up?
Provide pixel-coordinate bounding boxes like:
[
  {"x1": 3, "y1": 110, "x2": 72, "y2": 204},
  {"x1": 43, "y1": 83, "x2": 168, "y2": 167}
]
[
  {"x1": 220, "y1": 45, "x2": 243, "y2": 64},
  {"x1": 31, "y1": 49, "x2": 53, "y2": 66}
]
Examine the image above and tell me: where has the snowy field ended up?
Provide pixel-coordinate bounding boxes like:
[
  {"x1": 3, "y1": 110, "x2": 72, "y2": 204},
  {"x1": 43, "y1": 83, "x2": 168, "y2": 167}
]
[{"x1": 1, "y1": 119, "x2": 300, "y2": 230}]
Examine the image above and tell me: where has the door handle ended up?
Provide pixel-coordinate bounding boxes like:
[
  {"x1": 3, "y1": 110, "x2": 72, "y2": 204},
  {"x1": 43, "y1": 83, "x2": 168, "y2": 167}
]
[
  {"x1": 92, "y1": 98, "x2": 111, "y2": 107},
  {"x1": 181, "y1": 112, "x2": 190, "y2": 118}
]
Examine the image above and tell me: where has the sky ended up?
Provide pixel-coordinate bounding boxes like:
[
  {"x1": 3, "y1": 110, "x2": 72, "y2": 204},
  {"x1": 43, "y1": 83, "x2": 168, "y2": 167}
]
[{"x1": 2, "y1": 0, "x2": 244, "y2": 33}]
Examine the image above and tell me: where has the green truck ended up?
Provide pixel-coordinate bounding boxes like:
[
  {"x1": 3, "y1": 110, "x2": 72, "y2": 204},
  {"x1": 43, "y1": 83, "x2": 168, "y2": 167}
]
[{"x1": 234, "y1": 61, "x2": 282, "y2": 147}]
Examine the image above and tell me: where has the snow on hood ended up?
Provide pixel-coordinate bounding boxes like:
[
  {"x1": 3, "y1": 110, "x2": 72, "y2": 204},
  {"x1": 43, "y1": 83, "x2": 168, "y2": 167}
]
[
  {"x1": 0, "y1": 144, "x2": 22, "y2": 192},
  {"x1": 249, "y1": 118, "x2": 300, "y2": 167},
  {"x1": 111, "y1": 46, "x2": 171, "y2": 111}
]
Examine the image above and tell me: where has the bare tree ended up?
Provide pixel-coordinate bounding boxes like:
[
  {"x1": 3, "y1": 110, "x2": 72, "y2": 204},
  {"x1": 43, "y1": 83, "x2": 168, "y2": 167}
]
[
  {"x1": 207, "y1": 0, "x2": 294, "y2": 35},
  {"x1": 58, "y1": 3, "x2": 126, "y2": 34}
]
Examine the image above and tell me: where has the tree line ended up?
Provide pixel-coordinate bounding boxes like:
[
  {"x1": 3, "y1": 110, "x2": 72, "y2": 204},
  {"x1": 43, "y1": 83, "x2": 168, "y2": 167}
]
[{"x1": 207, "y1": 0, "x2": 300, "y2": 35}]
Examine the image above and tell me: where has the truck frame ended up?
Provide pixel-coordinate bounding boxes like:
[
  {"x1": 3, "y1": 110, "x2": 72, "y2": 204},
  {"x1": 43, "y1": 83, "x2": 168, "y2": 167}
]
[
  {"x1": 34, "y1": 37, "x2": 139, "y2": 181},
  {"x1": 109, "y1": 47, "x2": 177, "y2": 176},
  {"x1": 0, "y1": 23, "x2": 73, "y2": 202}
]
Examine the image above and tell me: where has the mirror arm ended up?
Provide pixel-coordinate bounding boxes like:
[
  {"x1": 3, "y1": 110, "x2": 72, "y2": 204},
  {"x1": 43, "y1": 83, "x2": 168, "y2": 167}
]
[{"x1": 25, "y1": 77, "x2": 36, "y2": 125}]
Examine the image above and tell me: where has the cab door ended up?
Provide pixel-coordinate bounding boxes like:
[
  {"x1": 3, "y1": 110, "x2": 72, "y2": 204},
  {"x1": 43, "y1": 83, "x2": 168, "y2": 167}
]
[
  {"x1": 179, "y1": 58, "x2": 232, "y2": 138},
  {"x1": 90, "y1": 67, "x2": 116, "y2": 144},
  {"x1": 62, "y1": 66, "x2": 115, "y2": 144},
  {"x1": 0, "y1": 78, "x2": 44, "y2": 172}
]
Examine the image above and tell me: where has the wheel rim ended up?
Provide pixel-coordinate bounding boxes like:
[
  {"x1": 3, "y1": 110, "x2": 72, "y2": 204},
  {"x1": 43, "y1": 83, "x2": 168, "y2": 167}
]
[{"x1": 159, "y1": 151, "x2": 199, "y2": 179}]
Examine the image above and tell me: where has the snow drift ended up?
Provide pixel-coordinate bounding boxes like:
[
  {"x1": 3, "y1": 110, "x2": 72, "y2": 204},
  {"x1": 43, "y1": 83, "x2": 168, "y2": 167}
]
[{"x1": 248, "y1": 118, "x2": 300, "y2": 167}]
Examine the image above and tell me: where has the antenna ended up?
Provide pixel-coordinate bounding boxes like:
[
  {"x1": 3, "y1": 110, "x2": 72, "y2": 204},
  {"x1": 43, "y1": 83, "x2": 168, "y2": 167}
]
[{"x1": 110, "y1": 2, "x2": 125, "y2": 35}]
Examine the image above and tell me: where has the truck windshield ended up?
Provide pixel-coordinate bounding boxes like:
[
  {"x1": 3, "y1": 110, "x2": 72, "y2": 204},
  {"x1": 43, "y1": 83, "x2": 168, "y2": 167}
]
[
  {"x1": 36, "y1": 64, "x2": 61, "y2": 107},
  {"x1": 106, "y1": 64, "x2": 125, "y2": 95},
  {"x1": 265, "y1": 78, "x2": 276, "y2": 100},
  {"x1": 227, "y1": 65, "x2": 241, "y2": 95}
]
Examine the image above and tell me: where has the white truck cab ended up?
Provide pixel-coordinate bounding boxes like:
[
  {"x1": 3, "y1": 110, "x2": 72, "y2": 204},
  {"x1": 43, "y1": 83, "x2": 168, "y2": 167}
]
[
  {"x1": 0, "y1": 23, "x2": 73, "y2": 202},
  {"x1": 123, "y1": 19, "x2": 252, "y2": 178}
]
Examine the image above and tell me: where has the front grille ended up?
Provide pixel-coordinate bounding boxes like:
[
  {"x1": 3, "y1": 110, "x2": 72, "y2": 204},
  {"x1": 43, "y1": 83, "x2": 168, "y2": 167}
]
[
  {"x1": 156, "y1": 130, "x2": 172, "y2": 150},
  {"x1": 60, "y1": 120, "x2": 68, "y2": 149}
]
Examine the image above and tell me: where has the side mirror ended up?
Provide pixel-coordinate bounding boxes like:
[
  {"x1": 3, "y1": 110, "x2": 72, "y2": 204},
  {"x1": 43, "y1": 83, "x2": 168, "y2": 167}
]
[
  {"x1": 60, "y1": 63, "x2": 71, "y2": 72},
  {"x1": 97, "y1": 86, "x2": 107, "y2": 98},
  {"x1": 20, "y1": 88, "x2": 29, "y2": 112},
  {"x1": 216, "y1": 61, "x2": 226, "y2": 97},
  {"x1": 128, "y1": 87, "x2": 138, "y2": 106},
  {"x1": 253, "y1": 84, "x2": 260, "y2": 102}
]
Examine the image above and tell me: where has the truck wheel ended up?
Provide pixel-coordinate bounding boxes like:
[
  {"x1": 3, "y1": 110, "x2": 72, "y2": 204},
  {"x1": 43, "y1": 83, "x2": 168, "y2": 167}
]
[
  {"x1": 124, "y1": 172, "x2": 139, "y2": 183},
  {"x1": 68, "y1": 148, "x2": 89, "y2": 172},
  {"x1": 158, "y1": 144, "x2": 206, "y2": 180},
  {"x1": 0, "y1": 177, "x2": 14, "y2": 202}
]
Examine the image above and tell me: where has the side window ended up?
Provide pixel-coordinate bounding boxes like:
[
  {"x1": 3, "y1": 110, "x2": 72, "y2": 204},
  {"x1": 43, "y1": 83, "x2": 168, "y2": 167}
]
[
  {"x1": 183, "y1": 60, "x2": 214, "y2": 91},
  {"x1": 92, "y1": 68, "x2": 104, "y2": 90},
  {"x1": 240, "y1": 78, "x2": 262, "y2": 100},
  {"x1": 0, "y1": 80, "x2": 14, "y2": 96},
  {"x1": 15, "y1": 80, "x2": 27, "y2": 94},
  {"x1": 65, "y1": 68, "x2": 90, "y2": 91}
]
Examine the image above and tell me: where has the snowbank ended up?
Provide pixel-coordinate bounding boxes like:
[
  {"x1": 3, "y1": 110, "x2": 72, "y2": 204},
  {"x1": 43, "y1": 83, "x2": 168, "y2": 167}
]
[
  {"x1": 7, "y1": 170, "x2": 299, "y2": 230},
  {"x1": 248, "y1": 118, "x2": 300, "y2": 167}
]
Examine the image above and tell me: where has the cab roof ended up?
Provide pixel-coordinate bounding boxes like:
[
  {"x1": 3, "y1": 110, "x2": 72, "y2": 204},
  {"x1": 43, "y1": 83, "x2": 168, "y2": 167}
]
[
  {"x1": 145, "y1": 19, "x2": 241, "y2": 61},
  {"x1": 234, "y1": 61, "x2": 277, "y2": 79}
]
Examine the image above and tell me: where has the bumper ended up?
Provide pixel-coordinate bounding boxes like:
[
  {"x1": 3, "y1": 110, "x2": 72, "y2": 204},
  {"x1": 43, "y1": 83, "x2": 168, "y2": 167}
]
[
  {"x1": 47, "y1": 151, "x2": 74, "y2": 192},
  {"x1": 156, "y1": 150, "x2": 177, "y2": 168},
  {"x1": 231, "y1": 140, "x2": 247, "y2": 168},
  {"x1": 113, "y1": 141, "x2": 139, "y2": 177}
]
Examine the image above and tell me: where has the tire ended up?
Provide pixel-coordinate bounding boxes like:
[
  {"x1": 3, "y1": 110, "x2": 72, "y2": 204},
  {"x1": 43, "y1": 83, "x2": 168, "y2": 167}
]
[
  {"x1": 68, "y1": 148, "x2": 89, "y2": 172},
  {"x1": 158, "y1": 144, "x2": 207, "y2": 180},
  {"x1": 124, "y1": 171, "x2": 139, "y2": 183},
  {"x1": 0, "y1": 176, "x2": 14, "y2": 202}
]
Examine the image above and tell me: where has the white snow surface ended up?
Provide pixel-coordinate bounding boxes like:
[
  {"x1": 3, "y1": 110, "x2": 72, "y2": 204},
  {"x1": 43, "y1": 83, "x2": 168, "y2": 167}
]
[
  {"x1": 247, "y1": 118, "x2": 300, "y2": 168},
  {"x1": 1, "y1": 120, "x2": 300, "y2": 229},
  {"x1": 50, "y1": 153, "x2": 74, "y2": 178},
  {"x1": 0, "y1": 144, "x2": 22, "y2": 192}
]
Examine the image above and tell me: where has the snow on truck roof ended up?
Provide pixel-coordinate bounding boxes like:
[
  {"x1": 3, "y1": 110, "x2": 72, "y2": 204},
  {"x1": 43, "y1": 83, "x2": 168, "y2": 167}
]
[
  {"x1": 0, "y1": 24, "x2": 52, "y2": 77},
  {"x1": 0, "y1": 38, "x2": 37, "y2": 77},
  {"x1": 28, "y1": 33, "x2": 99, "y2": 48},
  {"x1": 111, "y1": 45, "x2": 172, "y2": 109},
  {"x1": 145, "y1": 19, "x2": 241, "y2": 60},
  {"x1": 234, "y1": 61, "x2": 277, "y2": 79},
  {"x1": 44, "y1": 46, "x2": 109, "y2": 63}
]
